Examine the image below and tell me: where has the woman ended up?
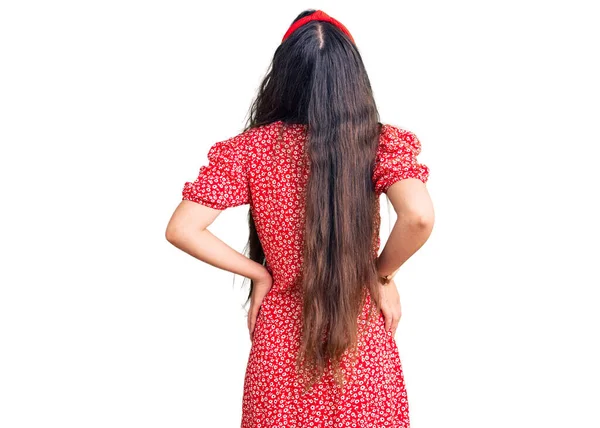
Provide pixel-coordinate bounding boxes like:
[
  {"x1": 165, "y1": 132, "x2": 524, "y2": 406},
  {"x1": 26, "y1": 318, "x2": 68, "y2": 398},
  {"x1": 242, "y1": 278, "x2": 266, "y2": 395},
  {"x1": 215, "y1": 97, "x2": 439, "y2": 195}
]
[{"x1": 166, "y1": 9, "x2": 434, "y2": 427}]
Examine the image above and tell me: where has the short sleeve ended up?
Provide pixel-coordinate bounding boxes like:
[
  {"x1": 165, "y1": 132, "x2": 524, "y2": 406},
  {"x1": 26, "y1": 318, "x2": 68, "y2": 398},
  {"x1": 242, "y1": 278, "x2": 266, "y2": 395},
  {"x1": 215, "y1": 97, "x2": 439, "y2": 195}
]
[
  {"x1": 372, "y1": 124, "x2": 430, "y2": 195},
  {"x1": 181, "y1": 131, "x2": 250, "y2": 210}
]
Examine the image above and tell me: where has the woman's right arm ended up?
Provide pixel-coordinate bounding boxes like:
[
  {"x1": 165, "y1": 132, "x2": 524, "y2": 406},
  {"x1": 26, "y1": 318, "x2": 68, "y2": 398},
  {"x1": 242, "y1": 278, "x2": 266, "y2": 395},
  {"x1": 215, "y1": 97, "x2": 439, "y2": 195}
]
[
  {"x1": 376, "y1": 177, "x2": 435, "y2": 278},
  {"x1": 375, "y1": 178, "x2": 434, "y2": 335}
]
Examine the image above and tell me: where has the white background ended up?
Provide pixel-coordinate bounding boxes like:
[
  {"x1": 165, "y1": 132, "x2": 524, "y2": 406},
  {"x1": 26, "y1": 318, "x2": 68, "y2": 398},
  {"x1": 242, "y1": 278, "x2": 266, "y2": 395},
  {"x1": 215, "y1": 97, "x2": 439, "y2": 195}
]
[{"x1": 1, "y1": 1, "x2": 599, "y2": 427}]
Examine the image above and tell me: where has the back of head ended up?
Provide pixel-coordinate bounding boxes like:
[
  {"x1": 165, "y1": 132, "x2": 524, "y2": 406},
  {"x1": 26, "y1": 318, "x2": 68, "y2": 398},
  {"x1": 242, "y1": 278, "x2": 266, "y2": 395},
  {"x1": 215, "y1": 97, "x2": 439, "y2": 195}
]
[{"x1": 247, "y1": 9, "x2": 380, "y2": 129}]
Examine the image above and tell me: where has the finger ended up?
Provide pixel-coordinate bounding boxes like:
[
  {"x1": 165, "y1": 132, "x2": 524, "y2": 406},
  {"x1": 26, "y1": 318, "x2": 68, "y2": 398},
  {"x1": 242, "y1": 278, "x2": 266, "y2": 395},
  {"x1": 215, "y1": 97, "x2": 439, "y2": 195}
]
[
  {"x1": 249, "y1": 317, "x2": 256, "y2": 342},
  {"x1": 391, "y1": 317, "x2": 399, "y2": 336},
  {"x1": 248, "y1": 308, "x2": 256, "y2": 331},
  {"x1": 248, "y1": 304, "x2": 262, "y2": 338},
  {"x1": 382, "y1": 308, "x2": 392, "y2": 332}
]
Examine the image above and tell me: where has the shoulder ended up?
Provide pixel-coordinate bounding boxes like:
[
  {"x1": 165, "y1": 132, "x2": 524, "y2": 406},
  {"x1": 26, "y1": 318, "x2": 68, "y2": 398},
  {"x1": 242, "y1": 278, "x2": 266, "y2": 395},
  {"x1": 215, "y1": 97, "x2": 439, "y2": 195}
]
[
  {"x1": 372, "y1": 123, "x2": 430, "y2": 193},
  {"x1": 378, "y1": 123, "x2": 422, "y2": 156},
  {"x1": 207, "y1": 121, "x2": 289, "y2": 166},
  {"x1": 227, "y1": 120, "x2": 308, "y2": 150},
  {"x1": 208, "y1": 123, "x2": 270, "y2": 156},
  {"x1": 222, "y1": 121, "x2": 284, "y2": 147}
]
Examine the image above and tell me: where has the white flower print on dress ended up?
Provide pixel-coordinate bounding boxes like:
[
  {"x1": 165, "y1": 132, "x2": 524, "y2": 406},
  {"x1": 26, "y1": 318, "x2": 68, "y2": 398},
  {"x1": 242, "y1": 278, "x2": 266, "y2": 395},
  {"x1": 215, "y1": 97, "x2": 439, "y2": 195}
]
[{"x1": 182, "y1": 120, "x2": 429, "y2": 427}]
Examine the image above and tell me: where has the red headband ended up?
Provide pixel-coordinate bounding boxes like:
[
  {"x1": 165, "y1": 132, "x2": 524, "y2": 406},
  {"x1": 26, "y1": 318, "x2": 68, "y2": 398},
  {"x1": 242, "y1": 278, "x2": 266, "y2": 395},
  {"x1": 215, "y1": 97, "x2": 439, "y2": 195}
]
[{"x1": 281, "y1": 10, "x2": 355, "y2": 44}]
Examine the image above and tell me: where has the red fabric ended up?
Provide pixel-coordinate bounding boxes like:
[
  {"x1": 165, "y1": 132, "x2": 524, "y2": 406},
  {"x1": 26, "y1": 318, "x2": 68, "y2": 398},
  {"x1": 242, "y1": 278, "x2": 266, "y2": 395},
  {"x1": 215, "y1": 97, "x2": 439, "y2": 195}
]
[
  {"x1": 182, "y1": 121, "x2": 429, "y2": 427},
  {"x1": 281, "y1": 10, "x2": 355, "y2": 44}
]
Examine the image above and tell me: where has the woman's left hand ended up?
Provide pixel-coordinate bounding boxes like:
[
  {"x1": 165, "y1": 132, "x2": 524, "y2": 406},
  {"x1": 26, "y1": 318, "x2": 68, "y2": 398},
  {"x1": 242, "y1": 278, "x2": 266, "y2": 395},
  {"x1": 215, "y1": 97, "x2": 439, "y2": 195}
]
[{"x1": 247, "y1": 269, "x2": 273, "y2": 342}]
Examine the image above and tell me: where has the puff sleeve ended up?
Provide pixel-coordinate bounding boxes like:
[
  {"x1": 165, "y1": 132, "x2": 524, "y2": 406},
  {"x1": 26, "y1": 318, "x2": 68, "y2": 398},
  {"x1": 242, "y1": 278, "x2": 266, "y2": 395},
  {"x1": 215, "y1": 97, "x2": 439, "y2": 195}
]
[
  {"x1": 182, "y1": 132, "x2": 250, "y2": 210},
  {"x1": 372, "y1": 124, "x2": 430, "y2": 195}
]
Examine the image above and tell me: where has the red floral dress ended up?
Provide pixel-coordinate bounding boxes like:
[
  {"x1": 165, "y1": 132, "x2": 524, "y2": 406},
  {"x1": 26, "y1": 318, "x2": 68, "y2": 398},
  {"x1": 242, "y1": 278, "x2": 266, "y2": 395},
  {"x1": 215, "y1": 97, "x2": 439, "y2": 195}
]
[{"x1": 182, "y1": 120, "x2": 430, "y2": 427}]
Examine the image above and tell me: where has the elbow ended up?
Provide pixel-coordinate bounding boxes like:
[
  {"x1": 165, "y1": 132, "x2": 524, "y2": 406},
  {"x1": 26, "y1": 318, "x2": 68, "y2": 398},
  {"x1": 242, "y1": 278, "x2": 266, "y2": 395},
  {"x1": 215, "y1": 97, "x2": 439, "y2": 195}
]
[
  {"x1": 416, "y1": 213, "x2": 435, "y2": 230},
  {"x1": 165, "y1": 223, "x2": 184, "y2": 245},
  {"x1": 165, "y1": 226, "x2": 176, "y2": 244},
  {"x1": 408, "y1": 209, "x2": 435, "y2": 231}
]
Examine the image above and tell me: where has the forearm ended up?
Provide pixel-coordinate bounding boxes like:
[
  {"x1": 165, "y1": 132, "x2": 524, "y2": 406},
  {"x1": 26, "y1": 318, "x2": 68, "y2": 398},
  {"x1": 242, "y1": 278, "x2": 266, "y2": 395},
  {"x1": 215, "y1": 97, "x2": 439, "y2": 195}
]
[
  {"x1": 376, "y1": 214, "x2": 433, "y2": 276},
  {"x1": 168, "y1": 228, "x2": 269, "y2": 282}
]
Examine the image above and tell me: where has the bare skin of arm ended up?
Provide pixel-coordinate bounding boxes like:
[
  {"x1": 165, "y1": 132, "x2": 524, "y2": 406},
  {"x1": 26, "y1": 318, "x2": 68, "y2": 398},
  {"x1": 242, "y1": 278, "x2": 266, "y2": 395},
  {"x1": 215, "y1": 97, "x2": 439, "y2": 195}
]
[
  {"x1": 166, "y1": 177, "x2": 434, "y2": 341},
  {"x1": 165, "y1": 201, "x2": 273, "y2": 341},
  {"x1": 375, "y1": 178, "x2": 435, "y2": 336}
]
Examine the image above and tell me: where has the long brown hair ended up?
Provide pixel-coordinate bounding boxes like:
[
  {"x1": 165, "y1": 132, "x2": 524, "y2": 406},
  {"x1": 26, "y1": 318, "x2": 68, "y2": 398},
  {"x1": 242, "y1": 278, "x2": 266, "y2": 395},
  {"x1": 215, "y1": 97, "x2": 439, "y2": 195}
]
[{"x1": 241, "y1": 9, "x2": 383, "y2": 391}]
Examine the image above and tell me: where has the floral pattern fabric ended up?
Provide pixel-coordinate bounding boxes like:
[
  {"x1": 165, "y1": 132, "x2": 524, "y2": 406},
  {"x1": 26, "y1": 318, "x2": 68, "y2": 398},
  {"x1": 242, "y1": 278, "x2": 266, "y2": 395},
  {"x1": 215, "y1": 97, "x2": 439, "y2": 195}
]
[{"x1": 182, "y1": 120, "x2": 429, "y2": 427}]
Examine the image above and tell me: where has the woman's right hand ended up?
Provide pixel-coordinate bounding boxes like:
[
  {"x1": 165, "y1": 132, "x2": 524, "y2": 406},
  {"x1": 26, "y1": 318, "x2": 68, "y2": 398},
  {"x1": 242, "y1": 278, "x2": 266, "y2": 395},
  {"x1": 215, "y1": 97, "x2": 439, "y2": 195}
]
[{"x1": 379, "y1": 278, "x2": 402, "y2": 336}]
